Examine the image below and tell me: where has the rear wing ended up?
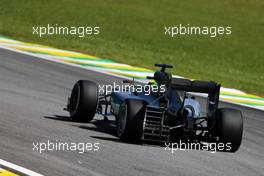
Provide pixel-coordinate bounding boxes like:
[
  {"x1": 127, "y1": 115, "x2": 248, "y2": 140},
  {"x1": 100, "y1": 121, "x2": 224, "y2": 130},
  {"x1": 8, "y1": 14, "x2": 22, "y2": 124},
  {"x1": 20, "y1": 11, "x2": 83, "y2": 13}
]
[
  {"x1": 170, "y1": 78, "x2": 220, "y2": 95},
  {"x1": 170, "y1": 78, "x2": 221, "y2": 120}
]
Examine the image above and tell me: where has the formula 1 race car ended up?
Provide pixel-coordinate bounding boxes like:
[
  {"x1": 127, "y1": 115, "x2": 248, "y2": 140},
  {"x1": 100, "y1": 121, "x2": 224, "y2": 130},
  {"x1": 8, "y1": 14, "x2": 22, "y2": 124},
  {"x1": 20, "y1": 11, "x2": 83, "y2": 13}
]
[{"x1": 65, "y1": 64, "x2": 243, "y2": 152}]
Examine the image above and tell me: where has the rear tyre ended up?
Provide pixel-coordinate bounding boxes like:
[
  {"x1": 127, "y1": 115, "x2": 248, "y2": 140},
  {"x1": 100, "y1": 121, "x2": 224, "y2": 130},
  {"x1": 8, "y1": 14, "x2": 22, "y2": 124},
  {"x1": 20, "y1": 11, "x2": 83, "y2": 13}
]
[
  {"x1": 117, "y1": 99, "x2": 146, "y2": 141},
  {"x1": 68, "y1": 80, "x2": 98, "y2": 122},
  {"x1": 217, "y1": 108, "x2": 243, "y2": 152}
]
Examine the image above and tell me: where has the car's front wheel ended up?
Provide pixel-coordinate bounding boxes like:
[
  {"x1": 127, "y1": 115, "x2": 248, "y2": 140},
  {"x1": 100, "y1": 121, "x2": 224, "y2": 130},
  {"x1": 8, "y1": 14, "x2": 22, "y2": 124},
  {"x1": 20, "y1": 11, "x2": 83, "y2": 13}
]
[{"x1": 68, "y1": 80, "x2": 98, "y2": 122}]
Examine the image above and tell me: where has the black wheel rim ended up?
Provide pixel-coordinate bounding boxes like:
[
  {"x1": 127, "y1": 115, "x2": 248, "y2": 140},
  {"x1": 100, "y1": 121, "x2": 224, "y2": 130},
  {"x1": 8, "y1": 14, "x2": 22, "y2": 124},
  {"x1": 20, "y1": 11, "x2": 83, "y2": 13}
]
[
  {"x1": 69, "y1": 83, "x2": 80, "y2": 115},
  {"x1": 117, "y1": 105, "x2": 127, "y2": 137}
]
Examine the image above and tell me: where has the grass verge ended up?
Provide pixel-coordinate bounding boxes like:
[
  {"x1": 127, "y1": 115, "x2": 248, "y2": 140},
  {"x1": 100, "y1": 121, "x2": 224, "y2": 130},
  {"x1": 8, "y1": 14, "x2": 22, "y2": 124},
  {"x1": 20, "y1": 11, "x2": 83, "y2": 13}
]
[{"x1": 0, "y1": 0, "x2": 263, "y2": 96}]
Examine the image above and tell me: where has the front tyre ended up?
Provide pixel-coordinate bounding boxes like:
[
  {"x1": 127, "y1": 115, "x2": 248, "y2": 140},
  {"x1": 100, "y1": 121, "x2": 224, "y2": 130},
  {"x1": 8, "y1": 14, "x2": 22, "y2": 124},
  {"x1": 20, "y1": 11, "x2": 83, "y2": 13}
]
[
  {"x1": 217, "y1": 108, "x2": 243, "y2": 152},
  {"x1": 117, "y1": 99, "x2": 146, "y2": 141},
  {"x1": 68, "y1": 80, "x2": 98, "y2": 122}
]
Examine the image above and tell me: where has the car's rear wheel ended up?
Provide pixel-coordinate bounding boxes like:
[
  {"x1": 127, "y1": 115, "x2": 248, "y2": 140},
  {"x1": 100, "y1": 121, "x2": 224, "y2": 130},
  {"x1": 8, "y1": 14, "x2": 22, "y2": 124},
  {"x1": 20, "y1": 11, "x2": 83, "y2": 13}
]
[
  {"x1": 117, "y1": 99, "x2": 146, "y2": 141},
  {"x1": 217, "y1": 108, "x2": 243, "y2": 152},
  {"x1": 68, "y1": 80, "x2": 98, "y2": 122}
]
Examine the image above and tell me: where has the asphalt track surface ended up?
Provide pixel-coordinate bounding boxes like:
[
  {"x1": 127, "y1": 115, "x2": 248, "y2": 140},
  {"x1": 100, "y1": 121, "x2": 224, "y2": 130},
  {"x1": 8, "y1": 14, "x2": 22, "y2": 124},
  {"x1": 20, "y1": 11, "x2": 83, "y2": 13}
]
[{"x1": 0, "y1": 48, "x2": 264, "y2": 176}]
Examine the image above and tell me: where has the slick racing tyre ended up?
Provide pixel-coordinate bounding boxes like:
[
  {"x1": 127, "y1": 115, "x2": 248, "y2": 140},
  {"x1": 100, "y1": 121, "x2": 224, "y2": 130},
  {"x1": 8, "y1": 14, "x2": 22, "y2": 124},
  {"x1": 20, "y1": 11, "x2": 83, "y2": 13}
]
[
  {"x1": 217, "y1": 108, "x2": 243, "y2": 152},
  {"x1": 117, "y1": 99, "x2": 146, "y2": 141},
  {"x1": 68, "y1": 80, "x2": 98, "y2": 122}
]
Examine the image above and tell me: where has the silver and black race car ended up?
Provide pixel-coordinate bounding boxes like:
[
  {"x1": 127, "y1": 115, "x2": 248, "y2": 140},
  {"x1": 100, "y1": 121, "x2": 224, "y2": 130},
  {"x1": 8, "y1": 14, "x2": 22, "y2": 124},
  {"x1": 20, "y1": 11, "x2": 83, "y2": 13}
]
[{"x1": 65, "y1": 64, "x2": 243, "y2": 152}]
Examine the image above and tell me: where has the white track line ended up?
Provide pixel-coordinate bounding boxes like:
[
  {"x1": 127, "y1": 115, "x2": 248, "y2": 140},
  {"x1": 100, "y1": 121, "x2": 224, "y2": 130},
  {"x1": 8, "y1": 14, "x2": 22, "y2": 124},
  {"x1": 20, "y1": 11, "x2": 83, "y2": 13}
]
[
  {"x1": 0, "y1": 45, "x2": 131, "y2": 81},
  {"x1": 0, "y1": 159, "x2": 43, "y2": 176}
]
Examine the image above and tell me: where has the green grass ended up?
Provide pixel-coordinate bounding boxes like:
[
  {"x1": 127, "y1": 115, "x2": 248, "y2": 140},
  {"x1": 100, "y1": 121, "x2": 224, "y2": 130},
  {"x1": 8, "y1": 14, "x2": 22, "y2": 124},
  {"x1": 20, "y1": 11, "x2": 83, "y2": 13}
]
[{"x1": 0, "y1": 0, "x2": 263, "y2": 96}]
